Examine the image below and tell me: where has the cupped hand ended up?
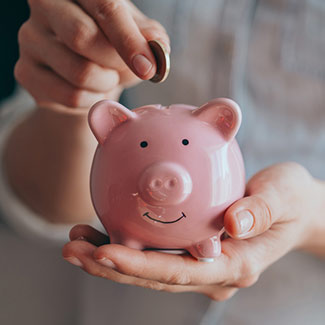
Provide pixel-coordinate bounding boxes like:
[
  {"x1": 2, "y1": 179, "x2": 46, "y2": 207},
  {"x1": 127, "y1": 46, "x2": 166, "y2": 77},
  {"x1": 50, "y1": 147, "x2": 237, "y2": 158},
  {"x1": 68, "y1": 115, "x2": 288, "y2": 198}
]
[
  {"x1": 15, "y1": 0, "x2": 170, "y2": 108},
  {"x1": 63, "y1": 162, "x2": 321, "y2": 300}
]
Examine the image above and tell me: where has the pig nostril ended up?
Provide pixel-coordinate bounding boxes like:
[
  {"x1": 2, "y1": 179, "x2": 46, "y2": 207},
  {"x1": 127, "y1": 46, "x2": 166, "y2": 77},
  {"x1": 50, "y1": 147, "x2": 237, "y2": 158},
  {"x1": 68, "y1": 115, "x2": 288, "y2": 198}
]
[
  {"x1": 138, "y1": 162, "x2": 193, "y2": 205},
  {"x1": 165, "y1": 178, "x2": 178, "y2": 190},
  {"x1": 150, "y1": 179, "x2": 163, "y2": 190}
]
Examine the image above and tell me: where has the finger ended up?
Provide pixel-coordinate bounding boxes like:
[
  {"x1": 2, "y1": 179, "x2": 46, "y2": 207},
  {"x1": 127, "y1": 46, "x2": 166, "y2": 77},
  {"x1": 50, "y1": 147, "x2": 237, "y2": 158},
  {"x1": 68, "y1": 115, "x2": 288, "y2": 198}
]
[
  {"x1": 224, "y1": 163, "x2": 311, "y2": 239},
  {"x1": 224, "y1": 172, "x2": 284, "y2": 239},
  {"x1": 128, "y1": 2, "x2": 171, "y2": 52},
  {"x1": 90, "y1": 224, "x2": 297, "y2": 288},
  {"x1": 62, "y1": 240, "x2": 199, "y2": 293},
  {"x1": 77, "y1": 0, "x2": 163, "y2": 79},
  {"x1": 69, "y1": 224, "x2": 109, "y2": 246},
  {"x1": 15, "y1": 56, "x2": 107, "y2": 108},
  {"x1": 138, "y1": 19, "x2": 171, "y2": 53},
  {"x1": 224, "y1": 195, "x2": 275, "y2": 239},
  {"x1": 221, "y1": 220, "x2": 300, "y2": 277},
  {"x1": 19, "y1": 22, "x2": 120, "y2": 93},
  {"x1": 93, "y1": 244, "x2": 232, "y2": 286},
  {"x1": 37, "y1": 0, "x2": 127, "y2": 69}
]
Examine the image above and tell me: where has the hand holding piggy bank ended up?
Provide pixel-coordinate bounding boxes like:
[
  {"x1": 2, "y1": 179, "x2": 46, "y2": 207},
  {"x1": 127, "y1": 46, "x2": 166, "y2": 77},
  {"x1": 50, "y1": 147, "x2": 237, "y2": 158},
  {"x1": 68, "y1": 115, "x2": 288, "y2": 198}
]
[{"x1": 88, "y1": 98, "x2": 245, "y2": 261}]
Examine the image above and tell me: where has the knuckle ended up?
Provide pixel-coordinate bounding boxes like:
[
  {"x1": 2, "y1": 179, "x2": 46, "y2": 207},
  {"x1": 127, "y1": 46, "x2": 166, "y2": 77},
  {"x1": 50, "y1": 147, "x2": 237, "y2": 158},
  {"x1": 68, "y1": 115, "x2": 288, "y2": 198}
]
[
  {"x1": 143, "y1": 280, "x2": 165, "y2": 292},
  {"x1": 13, "y1": 61, "x2": 22, "y2": 82},
  {"x1": 66, "y1": 89, "x2": 86, "y2": 108},
  {"x1": 27, "y1": 0, "x2": 40, "y2": 8},
  {"x1": 165, "y1": 271, "x2": 191, "y2": 286},
  {"x1": 91, "y1": 268, "x2": 107, "y2": 279},
  {"x1": 246, "y1": 195, "x2": 273, "y2": 233},
  {"x1": 281, "y1": 161, "x2": 307, "y2": 173},
  {"x1": 207, "y1": 289, "x2": 237, "y2": 302},
  {"x1": 146, "y1": 19, "x2": 167, "y2": 33},
  {"x1": 71, "y1": 62, "x2": 96, "y2": 87},
  {"x1": 14, "y1": 60, "x2": 28, "y2": 84},
  {"x1": 282, "y1": 162, "x2": 312, "y2": 183},
  {"x1": 84, "y1": 263, "x2": 111, "y2": 279},
  {"x1": 69, "y1": 21, "x2": 94, "y2": 52},
  {"x1": 255, "y1": 196, "x2": 273, "y2": 230},
  {"x1": 239, "y1": 258, "x2": 258, "y2": 281},
  {"x1": 94, "y1": 0, "x2": 124, "y2": 21},
  {"x1": 234, "y1": 274, "x2": 260, "y2": 289},
  {"x1": 17, "y1": 22, "x2": 31, "y2": 45},
  {"x1": 105, "y1": 71, "x2": 120, "y2": 89},
  {"x1": 61, "y1": 243, "x2": 73, "y2": 259},
  {"x1": 28, "y1": 0, "x2": 50, "y2": 12},
  {"x1": 224, "y1": 252, "x2": 254, "y2": 287}
]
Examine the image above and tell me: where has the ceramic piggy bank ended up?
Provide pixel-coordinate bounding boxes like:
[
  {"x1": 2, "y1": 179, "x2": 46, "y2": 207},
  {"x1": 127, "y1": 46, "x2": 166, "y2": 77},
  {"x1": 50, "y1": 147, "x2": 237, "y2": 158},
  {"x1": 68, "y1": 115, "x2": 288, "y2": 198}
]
[{"x1": 89, "y1": 98, "x2": 245, "y2": 261}]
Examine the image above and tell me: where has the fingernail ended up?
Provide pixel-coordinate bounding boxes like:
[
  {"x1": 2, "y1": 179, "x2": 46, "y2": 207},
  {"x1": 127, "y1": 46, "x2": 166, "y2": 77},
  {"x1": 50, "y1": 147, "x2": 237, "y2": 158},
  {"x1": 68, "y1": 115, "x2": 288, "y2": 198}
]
[
  {"x1": 132, "y1": 54, "x2": 152, "y2": 77},
  {"x1": 236, "y1": 210, "x2": 254, "y2": 235},
  {"x1": 64, "y1": 256, "x2": 83, "y2": 267},
  {"x1": 97, "y1": 258, "x2": 116, "y2": 269}
]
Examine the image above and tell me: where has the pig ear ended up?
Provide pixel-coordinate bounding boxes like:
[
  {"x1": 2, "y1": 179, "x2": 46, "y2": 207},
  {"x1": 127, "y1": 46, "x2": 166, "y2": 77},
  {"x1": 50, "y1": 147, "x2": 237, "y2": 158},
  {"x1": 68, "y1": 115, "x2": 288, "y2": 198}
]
[
  {"x1": 88, "y1": 100, "x2": 136, "y2": 145},
  {"x1": 193, "y1": 98, "x2": 242, "y2": 141}
]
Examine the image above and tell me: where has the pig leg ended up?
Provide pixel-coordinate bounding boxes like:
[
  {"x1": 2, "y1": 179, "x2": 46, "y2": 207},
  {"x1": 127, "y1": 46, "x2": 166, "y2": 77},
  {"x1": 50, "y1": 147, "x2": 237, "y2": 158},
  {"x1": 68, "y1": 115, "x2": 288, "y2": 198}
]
[
  {"x1": 121, "y1": 238, "x2": 145, "y2": 250},
  {"x1": 188, "y1": 233, "x2": 223, "y2": 262},
  {"x1": 109, "y1": 232, "x2": 145, "y2": 250},
  {"x1": 107, "y1": 233, "x2": 122, "y2": 245}
]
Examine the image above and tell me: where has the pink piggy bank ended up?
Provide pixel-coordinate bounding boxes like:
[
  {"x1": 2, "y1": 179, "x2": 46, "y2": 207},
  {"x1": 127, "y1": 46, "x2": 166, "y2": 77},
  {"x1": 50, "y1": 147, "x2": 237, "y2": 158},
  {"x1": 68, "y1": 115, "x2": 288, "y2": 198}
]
[{"x1": 88, "y1": 98, "x2": 245, "y2": 261}]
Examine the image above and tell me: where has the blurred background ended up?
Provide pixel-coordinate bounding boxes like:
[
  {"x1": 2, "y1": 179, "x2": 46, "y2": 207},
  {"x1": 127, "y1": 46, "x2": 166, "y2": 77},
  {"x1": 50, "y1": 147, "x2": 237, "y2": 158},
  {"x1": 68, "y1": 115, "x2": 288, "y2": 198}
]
[
  {"x1": 0, "y1": 0, "x2": 29, "y2": 102},
  {"x1": 1, "y1": 1, "x2": 325, "y2": 325}
]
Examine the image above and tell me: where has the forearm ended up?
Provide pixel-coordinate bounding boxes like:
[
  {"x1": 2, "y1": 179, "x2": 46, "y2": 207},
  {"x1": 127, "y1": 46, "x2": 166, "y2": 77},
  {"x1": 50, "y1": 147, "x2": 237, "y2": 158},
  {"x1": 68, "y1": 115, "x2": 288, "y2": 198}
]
[
  {"x1": 4, "y1": 89, "x2": 121, "y2": 224},
  {"x1": 4, "y1": 104, "x2": 95, "y2": 223}
]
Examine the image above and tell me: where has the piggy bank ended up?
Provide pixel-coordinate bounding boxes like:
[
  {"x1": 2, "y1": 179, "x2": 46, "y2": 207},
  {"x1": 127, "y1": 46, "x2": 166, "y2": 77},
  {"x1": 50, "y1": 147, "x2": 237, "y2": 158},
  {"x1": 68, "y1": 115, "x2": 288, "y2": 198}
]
[{"x1": 88, "y1": 98, "x2": 245, "y2": 261}]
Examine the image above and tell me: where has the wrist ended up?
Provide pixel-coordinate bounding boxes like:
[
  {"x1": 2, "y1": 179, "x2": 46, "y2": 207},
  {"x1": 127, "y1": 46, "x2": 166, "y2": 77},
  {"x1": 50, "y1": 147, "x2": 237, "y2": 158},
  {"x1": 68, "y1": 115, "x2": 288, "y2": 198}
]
[{"x1": 299, "y1": 178, "x2": 325, "y2": 256}]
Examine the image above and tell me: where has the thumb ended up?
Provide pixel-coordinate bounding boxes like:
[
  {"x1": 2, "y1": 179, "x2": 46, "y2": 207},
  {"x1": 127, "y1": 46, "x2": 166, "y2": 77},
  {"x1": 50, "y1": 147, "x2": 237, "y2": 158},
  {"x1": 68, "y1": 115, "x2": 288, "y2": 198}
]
[
  {"x1": 224, "y1": 191, "x2": 280, "y2": 240},
  {"x1": 224, "y1": 162, "x2": 312, "y2": 240}
]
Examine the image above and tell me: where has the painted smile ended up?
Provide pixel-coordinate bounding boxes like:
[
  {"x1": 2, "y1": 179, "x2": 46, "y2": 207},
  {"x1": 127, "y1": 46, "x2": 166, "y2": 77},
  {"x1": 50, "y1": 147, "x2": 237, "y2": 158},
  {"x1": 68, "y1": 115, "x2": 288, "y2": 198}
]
[{"x1": 143, "y1": 212, "x2": 187, "y2": 224}]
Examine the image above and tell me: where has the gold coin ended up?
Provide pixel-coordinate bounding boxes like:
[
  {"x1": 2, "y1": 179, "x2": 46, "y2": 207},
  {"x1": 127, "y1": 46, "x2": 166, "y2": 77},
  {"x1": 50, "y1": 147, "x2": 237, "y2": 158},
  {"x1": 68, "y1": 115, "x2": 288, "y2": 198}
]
[{"x1": 148, "y1": 40, "x2": 170, "y2": 83}]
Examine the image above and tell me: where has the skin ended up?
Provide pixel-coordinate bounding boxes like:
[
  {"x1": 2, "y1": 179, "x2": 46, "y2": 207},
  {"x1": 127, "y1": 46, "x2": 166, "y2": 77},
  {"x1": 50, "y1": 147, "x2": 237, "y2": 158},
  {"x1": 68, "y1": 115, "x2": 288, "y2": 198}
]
[
  {"x1": 15, "y1": 0, "x2": 170, "y2": 108},
  {"x1": 9, "y1": 0, "x2": 170, "y2": 221},
  {"x1": 12, "y1": 0, "x2": 325, "y2": 300},
  {"x1": 63, "y1": 163, "x2": 325, "y2": 300},
  {"x1": 4, "y1": 107, "x2": 97, "y2": 223}
]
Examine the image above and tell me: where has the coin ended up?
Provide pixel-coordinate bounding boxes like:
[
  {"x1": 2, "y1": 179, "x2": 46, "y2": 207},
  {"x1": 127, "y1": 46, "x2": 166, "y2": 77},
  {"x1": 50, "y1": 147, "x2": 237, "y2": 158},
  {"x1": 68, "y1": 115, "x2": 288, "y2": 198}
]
[{"x1": 148, "y1": 40, "x2": 170, "y2": 83}]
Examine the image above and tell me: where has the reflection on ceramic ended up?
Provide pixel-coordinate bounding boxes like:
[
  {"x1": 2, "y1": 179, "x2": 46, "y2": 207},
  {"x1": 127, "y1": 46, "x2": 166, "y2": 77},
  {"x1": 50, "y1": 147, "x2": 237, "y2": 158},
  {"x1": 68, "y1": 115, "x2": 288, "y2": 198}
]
[{"x1": 88, "y1": 98, "x2": 245, "y2": 261}]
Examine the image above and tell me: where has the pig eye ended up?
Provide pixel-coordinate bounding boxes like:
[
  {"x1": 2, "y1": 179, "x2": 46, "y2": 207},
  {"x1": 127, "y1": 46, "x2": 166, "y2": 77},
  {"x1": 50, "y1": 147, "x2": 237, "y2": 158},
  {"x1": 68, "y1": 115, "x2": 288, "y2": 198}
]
[
  {"x1": 140, "y1": 141, "x2": 148, "y2": 148},
  {"x1": 182, "y1": 139, "x2": 189, "y2": 146}
]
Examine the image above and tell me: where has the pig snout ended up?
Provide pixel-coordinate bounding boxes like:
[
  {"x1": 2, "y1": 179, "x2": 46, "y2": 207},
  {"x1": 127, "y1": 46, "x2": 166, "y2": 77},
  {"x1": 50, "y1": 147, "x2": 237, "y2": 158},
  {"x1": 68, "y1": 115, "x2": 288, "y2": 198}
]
[{"x1": 138, "y1": 162, "x2": 192, "y2": 206}]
